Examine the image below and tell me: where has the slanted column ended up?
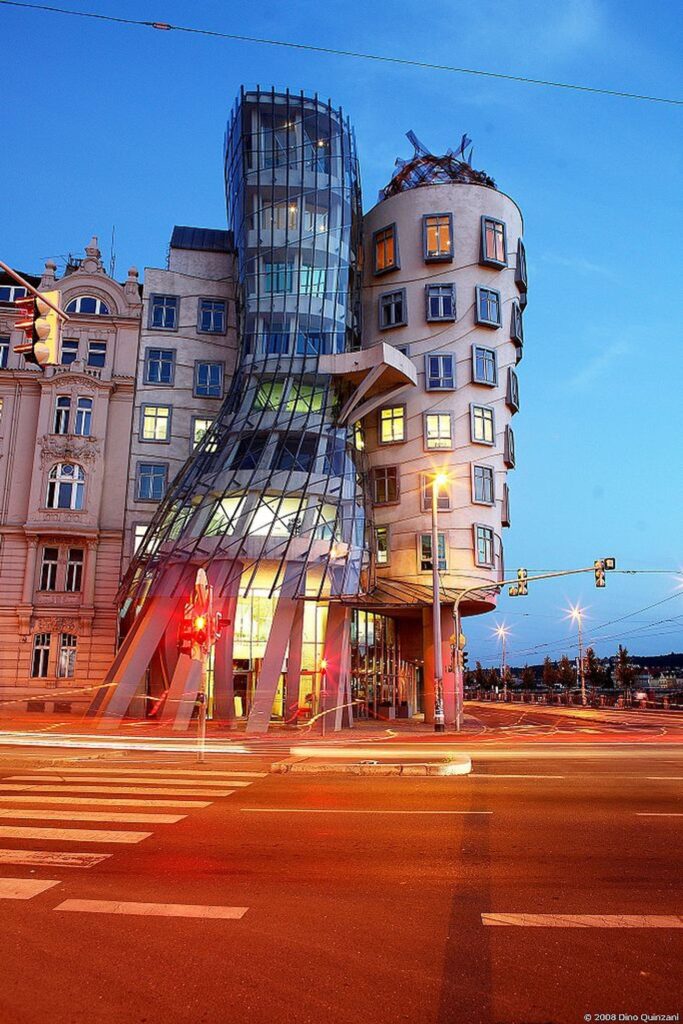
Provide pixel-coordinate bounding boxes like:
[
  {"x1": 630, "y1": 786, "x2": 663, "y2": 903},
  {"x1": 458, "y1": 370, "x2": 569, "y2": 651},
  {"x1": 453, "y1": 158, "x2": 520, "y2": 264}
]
[
  {"x1": 212, "y1": 566, "x2": 242, "y2": 724},
  {"x1": 21, "y1": 536, "x2": 39, "y2": 605},
  {"x1": 321, "y1": 603, "x2": 353, "y2": 732},
  {"x1": 84, "y1": 539, "x2": 98, "y2": 607}
]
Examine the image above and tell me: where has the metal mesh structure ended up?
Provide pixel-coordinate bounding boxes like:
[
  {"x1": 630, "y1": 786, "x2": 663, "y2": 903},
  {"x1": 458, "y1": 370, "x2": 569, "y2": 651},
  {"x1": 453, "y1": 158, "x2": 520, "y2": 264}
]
[
  {"x1": 121, "y1": 88, "x2": 368, "y2": 610},
  {"x1": 379, "y1": 131, "x2": 496, "y2": 201}
]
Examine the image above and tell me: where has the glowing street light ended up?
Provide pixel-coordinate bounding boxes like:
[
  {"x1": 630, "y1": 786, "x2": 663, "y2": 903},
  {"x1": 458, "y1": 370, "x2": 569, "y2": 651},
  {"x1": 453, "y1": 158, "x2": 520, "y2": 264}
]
[
  {"x1": 493, "y1": 623, "x2": 511, "y2": 698},
  {"x1": 567, "y1": 603, "x2": 587, "y2": 706}
]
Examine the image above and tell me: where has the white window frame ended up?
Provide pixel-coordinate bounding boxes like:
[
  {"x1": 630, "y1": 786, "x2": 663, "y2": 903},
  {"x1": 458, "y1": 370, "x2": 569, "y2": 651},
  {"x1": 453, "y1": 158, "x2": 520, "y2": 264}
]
[
  {"x1": 74, "y1": 397, "x2": 93, "y2": 436},
  {"x1": 46, "y1": 463, "x2": 85, "y2": 511},
  {"x1": 423, "y1": 412, "x2": 453, "y2": 451},
  {"x1": 470, "y1": 403, "x2": 495, "y2": 446},
  {"x1": 53, "y1": 396, "x2": 71, "y2": 435},
  {"x1": 472, "y1": 464, "x2": 495, "y2": 506}
]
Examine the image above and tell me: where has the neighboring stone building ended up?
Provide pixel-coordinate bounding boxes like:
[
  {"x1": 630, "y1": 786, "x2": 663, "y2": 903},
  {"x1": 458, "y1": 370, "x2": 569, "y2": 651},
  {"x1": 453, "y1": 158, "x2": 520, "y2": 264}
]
[
  {"x1": 122, "y1": 226, "x2": 238, "y2": 570},
  {"x1": 0, "y1": 240, "x2": 141, "y2": 711}
]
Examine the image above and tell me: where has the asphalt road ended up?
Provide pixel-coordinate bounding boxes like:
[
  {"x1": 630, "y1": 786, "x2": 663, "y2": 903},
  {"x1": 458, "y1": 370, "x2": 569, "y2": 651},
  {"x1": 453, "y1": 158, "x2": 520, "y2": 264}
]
[{"x1": 0, "y1": 709, "x2": 680, "y2": 1024}]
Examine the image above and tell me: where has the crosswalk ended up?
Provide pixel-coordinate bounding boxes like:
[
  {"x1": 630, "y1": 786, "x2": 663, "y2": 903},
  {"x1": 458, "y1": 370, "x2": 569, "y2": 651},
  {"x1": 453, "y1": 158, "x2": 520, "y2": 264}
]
[{"x1": 0, "y1": 760, "x2": 267, "y2": 918}]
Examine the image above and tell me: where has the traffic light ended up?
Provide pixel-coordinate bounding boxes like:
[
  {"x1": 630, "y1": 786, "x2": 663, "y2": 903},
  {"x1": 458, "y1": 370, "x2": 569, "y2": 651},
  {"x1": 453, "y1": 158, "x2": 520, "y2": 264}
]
[
  {"x1": 193, "y1": 614, "x2": 208, "y2": 648},
  {"x1": 594, "y1": 560, "x2": 606, "y2": 588},
  {"x1": 14, "y1": 290, "x2": 62, "y2": 367},
  {"x1": 462, "y1": 650, "x2": 469, "y2": 671},
  {"x1": 604, "y1": 557, "x2": 616, "y2": 571},
  {"x1": 517, "y1": 568, "x2": 528, "y2": 596}
]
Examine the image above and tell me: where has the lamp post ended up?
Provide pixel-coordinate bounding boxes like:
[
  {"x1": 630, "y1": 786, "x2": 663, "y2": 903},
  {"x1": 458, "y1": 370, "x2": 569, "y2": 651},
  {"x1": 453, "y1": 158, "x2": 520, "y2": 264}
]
[
  {"x1": 494, "y1": 623, "x2": 510, "y2": 699},
  {"x1": 431, "y1": 472, "x2": 448, "y2": 733},
  {"x1": 569, "y1": 604, "x2": 586, "y2": 706}
]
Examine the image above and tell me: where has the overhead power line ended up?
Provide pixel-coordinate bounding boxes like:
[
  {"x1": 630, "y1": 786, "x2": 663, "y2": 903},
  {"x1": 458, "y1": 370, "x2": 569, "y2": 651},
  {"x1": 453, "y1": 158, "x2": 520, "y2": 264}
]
[{"x1": 1, "y1": 0, "x2": 682, "y2": 106}]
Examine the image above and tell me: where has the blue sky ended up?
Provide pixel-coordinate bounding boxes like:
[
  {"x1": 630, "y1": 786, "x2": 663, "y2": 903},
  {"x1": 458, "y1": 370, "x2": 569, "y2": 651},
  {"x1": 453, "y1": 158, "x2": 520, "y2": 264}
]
[{"x1": 1, "y1": 0, "x2": 681, "y2": 665}]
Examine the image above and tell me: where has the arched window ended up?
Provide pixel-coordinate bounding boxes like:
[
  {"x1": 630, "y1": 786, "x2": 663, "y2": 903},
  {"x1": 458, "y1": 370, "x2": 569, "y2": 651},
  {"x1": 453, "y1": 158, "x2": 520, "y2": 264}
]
[
  {"x1": 46, "y1": 463, "x2": 85, "y2": 510},
  {"x1": 65, "y1": 296, "x2": 110, "y2": 316}
]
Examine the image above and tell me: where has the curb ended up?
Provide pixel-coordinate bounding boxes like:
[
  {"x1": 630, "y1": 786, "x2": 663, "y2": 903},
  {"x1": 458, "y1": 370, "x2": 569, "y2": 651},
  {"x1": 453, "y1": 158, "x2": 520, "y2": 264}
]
[{"x1": 271, "y1": 756, "x2": 472, "y2": 777}]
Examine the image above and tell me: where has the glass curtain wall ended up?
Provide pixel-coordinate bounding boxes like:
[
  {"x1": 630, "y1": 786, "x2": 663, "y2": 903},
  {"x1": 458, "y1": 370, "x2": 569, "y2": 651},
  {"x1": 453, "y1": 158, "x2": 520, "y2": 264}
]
[{"x1": 350, "y1": 611, "x2": 419, "y2": 719}]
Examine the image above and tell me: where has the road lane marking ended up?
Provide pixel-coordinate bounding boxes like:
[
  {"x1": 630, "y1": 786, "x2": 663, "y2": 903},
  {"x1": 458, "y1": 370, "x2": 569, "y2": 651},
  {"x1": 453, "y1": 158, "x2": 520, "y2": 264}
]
[
  {"x1": 482, "y1": 913, "x2": 683, "y2": 928},
  {"x1": 636, "y1": 813, "x2": 683, "y2": 817},
  {"x1": 240, "y1": 808, "x2": 492, "y2": 815},
  {"x1": 5, "y1": 776, "x2": 252, "y2": 788},
  {"x1": 33, "y1": 767, "x2": 267, "y2": 778},
  {"x1": 0, "y1": 825, "x2": 151, "y2": 844},
  {"x1": 646, "y1": 777, "x2": 683, "y2": 781},
  {"x1": 56, "y1": 899, "x2": 249, "y2": 919},
  {"x1": 0, "y1": 849, "x2": 110, "y2": 868},
  {"x1": 471, "y1": 774, "x2": 565, "y2": 779},
  {"x1": 0, "y1": 878, "x2": 61, "y2": 899},
  {"x1": 0, "y1": 809, "x2": 185, "y2": 824},
  {"x1": 0, "y1": 796, "x2": 211, "y2": 808},
  {"x1": 0, "y1": 785, "x2": 235, "y2": 797}
]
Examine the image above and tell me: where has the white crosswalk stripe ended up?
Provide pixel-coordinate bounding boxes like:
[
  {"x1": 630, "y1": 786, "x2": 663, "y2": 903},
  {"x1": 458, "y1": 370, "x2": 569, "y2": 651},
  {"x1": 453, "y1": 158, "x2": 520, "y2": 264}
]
[
  {"x1": 0, "y1": 825, "x2": 150, "y2": 844},
  {"x1": 0, "y1": 809, "x2": 186, "y2": 824},
  {"x1": 0, "y1": 785, "x2": 235, "y2": 797},
  {"x1": 33, "y1": 767, "x2": 266, "y2": 779},
  {"x1": 0, "y1": 849, "x2": 110, "y2": 868},
  {"x1": 0, "y1": 878, "x2": 61, "y2": 899},
  {"x1": 56, "y1": 898, "x2": 249, "y2": 919},
  {"x1": 6, "y1": 776, "x2": 253, "y2": 788},
  {"x1": 0, "y1": 795, "x2": 211, "y2": 808}
]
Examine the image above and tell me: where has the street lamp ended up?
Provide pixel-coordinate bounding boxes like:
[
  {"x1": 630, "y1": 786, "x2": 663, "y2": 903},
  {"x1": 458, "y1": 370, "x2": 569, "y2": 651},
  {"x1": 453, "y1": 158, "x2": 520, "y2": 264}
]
[
  {"x1": 431, "y1": 471, "x2": 449, "y2": 733},
  {"x1": 568, "y1": 603, "x2": 586, "y2": 706},
  {"x1": 494, "y1": 623, "x2": 510, "y2": 699}
]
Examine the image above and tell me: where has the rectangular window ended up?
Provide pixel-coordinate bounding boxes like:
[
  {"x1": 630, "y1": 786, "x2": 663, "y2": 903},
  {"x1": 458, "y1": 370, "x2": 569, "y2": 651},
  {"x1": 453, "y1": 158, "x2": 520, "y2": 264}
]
[
  {"x1": 472, "y1": 345, "x2": 497, "y2": 385},
  {"x1": 421, "y1": 474, "x2": 450, "y2": 511},
  {"x1": 0, "y1": 336, "x2": 9, "y2": 368},
  {"x1": 74, "y1": 397, "x2": 93, "y2": 436},
  {"x1": 60, "y1": 338, "x2": 78, "y2": 365},
  {"x1": 425, "y1": 284, "x2": 455, "y2": 322},
  {"x1": 375, "y1": 526, "x2": 390, "y2": 566},
  {"x1": 136, "y1": 463, "x2": 167, "y2": 501},
  {"x1": 39, "y1": 547, "x2": 59, "y2": 591},
  {"x1": 379, "y1": 289, "x2": 406, "y2": 329},
  {"x1": 144, "y1": 348, "x2": 175, "y2": 385},
  {"x1": 53, "y1": 396, "x2": 71, "y2": 435},
  {"x1": 198, "y1": 299, "x2": 226, "y2": 334},
  {"x1": 481, "y1": 217, "x2": 507, "y2": 266},
  {"x1": 425, "y1": 353, "x2": 455, "y2": 391},
  {"x1": 31, "y1": 633, "x2": 51, "y2": 678},
  {"x1": 192, "y1": 417, "x2": 216, "y2": 451},
  {"x1": 372, "y1": 466, "x2": 399, "y2": 505},
  {"x1": 475, "y1": 287, "x2": 502, "y2": 327},
  {"x1": 133, "y1": 524, "x2": 148, "y2": 553},
  {"x1": 150, "y1": 295, "x2": 178, "y2": 330},
  {"x1": 507, "y1": 368, "x2": 520, "y2": 411},
  {"x1": 194, "y1": 362, "x2": 223, "y2": 398},
  {"x1": 511, "y1": 301, "x2": 524, "y2": 344},
  {"x1": 275, "y1": 435, "x2": 318, "y2": 473},
  {"x1": 419, "y1": 533, "x2": 447, "y2": 572},
  {"x1": 264, "y1": 262, "x2": 294, "y2": 294},
  {"x1": 504, "y1": 425, "x2": 516, "y2": 468},
  {"x1": 299, "y1": 264, "x2": 326, "y2": 296},
  {"x1": 141, "y1": 405, "x2": 171, "y2": 442},
  {"x1": 423, "y1": 214, "x2": 453, "y2": 261},
  {"x1": 516, "y1": 239, "x2": 528, "y2": 291},
  {"x1": 87, "y1": 341, "x2": 107, "y2": 368},
  {"x1": 373, "y1": 224, "x2": 398, "y2": 274},
  {"x1": 378, "y1": 405, "x2": 406, "y2": 444},
  {"x1": 0, "y1": 285, "x2": 27, "y2": 303},
  {"x1": 285, "y1": 384, "x2": 326, "y2": 414},
  {"x1": 263, "y1": 320, "x2": 290, "y2": 355},
  {"x1": 502, "y1": 483, "x2": 511, "y2": 528},
  {"x1": 232, "y1": 434, "x2": 268, "y2": 471},
  {"x1": 473, "y1": 464, "x2": 495, "y2": 505},
  {"x1": 254, "y1": 381, "x2": 284, "y2": 410},
  {"x1": 475, "y1": 525, "x2": 495, "y2": 567},
  {"x1": 471, "y1": 404, "x2": 495, "y2": 445},
  {"x1": 65, "y1": 548, "x2": 84, "y2": 592},
  {"x1": 424, "y1": 412, "x2": 453, "y2": 450},
  {"x1": 296, "y1": 330, "x2": 325, "y2": 356},
  {"x1": 57, "y1": 633, "x2": 77, "y2": 679}
]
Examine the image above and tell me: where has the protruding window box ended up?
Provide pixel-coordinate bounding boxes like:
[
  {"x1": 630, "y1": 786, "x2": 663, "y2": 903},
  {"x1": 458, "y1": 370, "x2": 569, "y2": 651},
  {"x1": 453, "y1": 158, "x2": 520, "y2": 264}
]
[
  {"x1": 472, "y1": 464, "x2": 495, "y2": 506},
  {"x1": 502, "y1": 483, "x2": 511, "y2": 528},
  {"x1": 422, "y1": 214, "x2": 453, "y2": 263},
  {"x1": 504, "y1": 425, "x2": 516, "y2": 468},
  {"x1": 475, "y1": 286, "x2": 502, "y2": 328},
  {"x1": 480, "y1": 217, "x2": 507, "y2": 268},
  {"x1": 515, "y1": 239, "x2": 528, "y2": 300},
  {"x1": 510, "y1": 301, "x2": 524, "y2": 345},
  {"x1": 472, "y1": 345, "x2": 497, "y2": 386},
  {"x1": 507, "y1": 368, "x2": 520, "y2": 412}
]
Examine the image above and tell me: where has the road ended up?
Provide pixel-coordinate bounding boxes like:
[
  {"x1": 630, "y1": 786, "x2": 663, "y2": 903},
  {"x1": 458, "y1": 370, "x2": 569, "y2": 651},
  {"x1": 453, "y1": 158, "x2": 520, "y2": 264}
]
[{"x1": 0, "y1": 705, "x2": 680, "y2": 1024}]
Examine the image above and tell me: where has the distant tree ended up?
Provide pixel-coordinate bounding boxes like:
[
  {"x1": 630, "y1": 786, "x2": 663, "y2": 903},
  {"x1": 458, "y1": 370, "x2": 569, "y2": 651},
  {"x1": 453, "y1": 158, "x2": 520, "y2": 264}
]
[
  {"x1": 521, "y1": 664, "x2": 535, "y2": 689},
  {"x1": 584, "y1": 647, "x2": 607, "y2": 688},
  {"x1": 557, "y1": 655, "x2": 576, "y2": 692},
  {"x1": 486, "y1": 667, "x2": 501, "y2": 689},
  {"x1": 615, "y1": 645, "x2": 637, "y2": 694},
  {"x1": 543, "y1": 656, "x2": 559, "y2": 689},
  {"x1": 474, "y1": 660, "x2": 486, "y2": 690}
]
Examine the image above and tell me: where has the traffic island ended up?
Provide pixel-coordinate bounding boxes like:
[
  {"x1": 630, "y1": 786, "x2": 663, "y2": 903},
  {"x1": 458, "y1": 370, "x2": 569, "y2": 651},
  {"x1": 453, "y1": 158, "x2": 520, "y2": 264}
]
[{"x1": 272, "y1": 754, "x2": 472, "y2": 776}]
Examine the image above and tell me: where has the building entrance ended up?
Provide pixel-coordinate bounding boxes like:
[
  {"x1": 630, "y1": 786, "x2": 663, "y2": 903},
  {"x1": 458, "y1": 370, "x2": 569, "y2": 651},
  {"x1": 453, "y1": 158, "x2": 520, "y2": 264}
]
[{"x1": 350, "y1": 610, "x2": 420, "y2": 720}]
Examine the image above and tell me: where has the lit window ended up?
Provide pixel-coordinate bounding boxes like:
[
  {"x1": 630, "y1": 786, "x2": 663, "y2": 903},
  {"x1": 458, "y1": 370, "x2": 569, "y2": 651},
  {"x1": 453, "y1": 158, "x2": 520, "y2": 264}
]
[
  {"x1": 87, "y1": 341, "x2": 107, "y2": 368},
  {"x1": 475, "y1": 287, "x2": 502, "y2": 328},
  {"x1": 481, "y1": 217, "x2": 507, "y2": 267},
  {"x1": 379, "y1": 290, "x2": 406, "y2": 329},
  {"x1": 74, "y1": 397, "x2": 93, "y2": 436},
  {"x1": 251, "y1": 497, "x2": 306, "y2": 537},
  {"x1": 264, "y1": 262, "x2": 294, "y2": 294},
  {"x1": 373, "y1": 224, "x2": 398, "y2": 274},
  {"x1": 474, "y1": 524, "x2": 495, "y2": 567},
  {"x1": 0, "y1": 285, "x2": 27, "y2": 303},
  {"x1": 65, "y1": 296, "x2": 110, "y2": 316},
  {"x1": 275, "y1": 435, "x2": 318, "y2": 472},
  {"x1": 65, "y1": 548, "x2": 84, "y2": 592},
  {"x1": 198, "y1": 299, "x2": 226, "y2": 334},
  {"x1": 424, "y1": 412, "x2": 453, "y2": 450},
  {"x1": 192, "y1": 417, "x2": 217, "y2": 451},
  {"x1": 425, "y1": 353, "x2": 455, "y2": 391},
  {"x1": 425, "y1": 284, "x2": 455, "y2": 322},
  {"x1": 507, "y1": 369, "x2": 520, "y2": 411},
  {"x1": 353, "y1": 422, "x2": 365, "y2": 452},
  {"x1": 303, "y1": 204, "x2": 328, "y2": 234},
  {"x1": 421, "y1": 475, "x2": 450, "y2": 511},
  {"x1": 60, "y1": 338, "x2": 78, "y2": 365},
  {"x1": 375, "y1": 526, "x2": 390, "y2": 566},
  {"x1": 379, "y1": 406, "x2": 406, "y2": 444},
  {"x1": 136, "y1": 463, "x2": 167, "y2": 501},
  {"x1": 423, "y1": 214, "x2": 453, "y2": 261},
  {"x1": 504, "y1": 425, "x2": 516, "y2": 468},
  {"x1": 53, "y1": 396, "x2": 71, "y2": 435},
  {"x1": 0, "y1": 336, "x2": 9, "y2": 368},
  {"x1": 473, "y1": 346, "x2": 497, "y2": 385},
  {"x1": 286, "y1": 385, "x2": 326, "y2": 414},
  {"x1": 419, "y1": 533, "x2": 447, "y2": 571},
  {"x1": 141, "y1": 405, "x2": 171, "y2": 442},
  {"x1": 511, "y1": 301, "x2": 524, "y2": 344},
  {"x1": 195, "y1": 362, "x2": 223, "y2": 399},
  {"x1": 372, "y1": 466, "x2": 399, "y2": 505},
  {"x1": 473, "y1": 465, "x2": 494, "y2": 505},
  {"x1": 133, "y1": 524, "x2": 148, "y2": 552},
  {"x1": 144, "y1": 348, "x2": 175, "y2": 385},
  {"x1": 46, "y1": 463, "x2": 84, "y2": 510},
  {"x1": 39, "y1": 547, "x2": 59, "y2": 591},
  {"x1": 57, "y1": 633, "x2": 77, "y2": 679},
  {"x1": 31, "y1": 633, "x2": 51, "y2": 677},
  {"x1": 254, "y1": 381, "x2": 284, "y2": 410},
  {"x1": 471, "y1": 404, "x2": 495, "y2": 445},
  {"x1": 149, "y1": 295, "x2": 178, "y2": 330}
]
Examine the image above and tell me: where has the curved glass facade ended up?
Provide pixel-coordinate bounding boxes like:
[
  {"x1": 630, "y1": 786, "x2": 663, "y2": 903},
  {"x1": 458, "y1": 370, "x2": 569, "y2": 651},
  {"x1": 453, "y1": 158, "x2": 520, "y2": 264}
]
[{"x1": 123, "y1": 88, "x2": 367, "y2": 606}]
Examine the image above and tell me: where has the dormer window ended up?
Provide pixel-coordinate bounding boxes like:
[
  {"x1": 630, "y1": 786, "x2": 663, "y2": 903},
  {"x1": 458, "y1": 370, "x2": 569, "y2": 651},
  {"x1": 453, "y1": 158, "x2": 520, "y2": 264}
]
[{"x1": 65, "y1": 296, "x2": 110, "y2": 316}]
